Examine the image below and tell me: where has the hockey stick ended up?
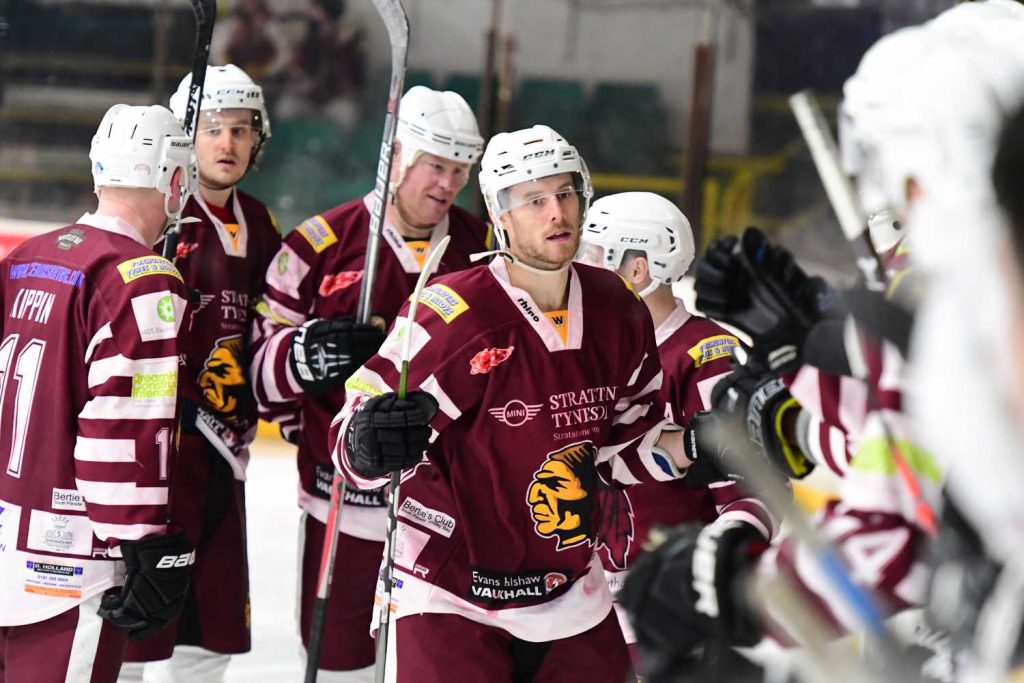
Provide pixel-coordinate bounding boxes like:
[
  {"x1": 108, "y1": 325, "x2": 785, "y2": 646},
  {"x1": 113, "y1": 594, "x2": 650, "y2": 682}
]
[
  {"x1": 788, "y1": 90, "x2": 937, "y2": 538},
  {"x1": 161, "y1": 0, "x2": 216, "y2": 262},
  {"x1": 789, "y1": 91, "x2": 886, "y2": 290},
  {"x1": 375, "y1": 235, "x2": 452, "y2": 683},
  {"x1": 305, "y1": 3, "x2": 409, "y2": 680}
]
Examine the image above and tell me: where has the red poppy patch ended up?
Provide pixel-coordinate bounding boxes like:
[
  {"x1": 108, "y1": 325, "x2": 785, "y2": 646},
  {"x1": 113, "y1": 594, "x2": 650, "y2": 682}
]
[{"x1": 469, "y1": 346, "x2": 515, "y2": 375}]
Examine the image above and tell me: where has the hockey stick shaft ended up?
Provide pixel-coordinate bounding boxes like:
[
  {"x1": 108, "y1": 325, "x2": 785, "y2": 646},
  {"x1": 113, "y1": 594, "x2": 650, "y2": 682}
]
[
  {"x1": 305, "y1": 4, "x2": 409, "y2": 681},
  {"x1": 789, "y1": 91, "x2": 937, "y2": 537},
  {"x1": 374, "y1": 236, "x2": 451, "y2": 683},
  {"x1": 789, "y1": 91, "x2": 887, "y2": 290},
  {"x1": 162, "y1": 0, "x2": 215, "y2": 261}
]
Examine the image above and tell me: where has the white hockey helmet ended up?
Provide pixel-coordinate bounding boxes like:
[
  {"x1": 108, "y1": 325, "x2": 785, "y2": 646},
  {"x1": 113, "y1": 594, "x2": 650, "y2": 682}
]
[
  {"x1": 581, "y1": 192, "x2": 694, "y2": 293},
  {"x1": 170, "y1": 64, "x2": 271, "y2": 160},
  {"x1": 394, "y1": 86, "x2": 483, "y2": 185},
  {"x1": 89, "y1": 104, "x2": 196, "y2": 220},
  {"x1": 479, "y1": 125, "x2": 593, "y2": 242}
]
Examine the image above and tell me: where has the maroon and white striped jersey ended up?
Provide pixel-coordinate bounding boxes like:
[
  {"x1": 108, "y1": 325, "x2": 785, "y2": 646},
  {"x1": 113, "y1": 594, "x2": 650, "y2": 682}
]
[
  {"x1": 596, "y1": 302, "x2": 778, "y2": 644},
  {"x1": 330, "y1": 259, "x2": 681, "y2": 641},
  {"x1": 250, "y1": 195, "x2": 488, "y2": 539},
  {"x1": 758, "y1": 332, "x2": 937, "y2": 642},
  {"x1": 170, "y1": 190, "x2": 281, "y2": 478},
  {"x1": 0, "y1": 214, "x2": 188, "y2": 626}
]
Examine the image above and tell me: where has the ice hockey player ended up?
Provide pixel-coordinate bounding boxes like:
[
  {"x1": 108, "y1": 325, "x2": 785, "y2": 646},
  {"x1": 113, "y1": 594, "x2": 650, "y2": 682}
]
[
  {"x1": 0, "y1": 104, "x2": 195, "y2": 682},
  {"x1": 330, "y1": 125, "x2": 710, "y2": 682},
  {"x1": 620, "y1": 7, "x2": 1024, "y2": 678},
  {"x1": 577, "y1": 192, "x2": 777, "y2": 667},
  {"x1": 249, "y1": 86, "x2": 489, "y2": 681},
  {"x1": 118, "y1": 65, "x2": 282, "y2": 683}
]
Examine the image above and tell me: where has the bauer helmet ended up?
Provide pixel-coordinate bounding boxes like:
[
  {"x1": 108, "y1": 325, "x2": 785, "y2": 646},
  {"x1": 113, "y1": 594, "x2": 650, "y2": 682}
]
[
  {"x1": 89, "y1": 104, "x2": 196, "y2": 221},
  {"x1": 170, "y1": 64, "x2": 271, "y2": 163},
  {"x1": 580, "y1": 192, "x2": 694, "y2": 295},
  {"x1": 394, "y1": 86, "x2": 483, "y2": 186}
]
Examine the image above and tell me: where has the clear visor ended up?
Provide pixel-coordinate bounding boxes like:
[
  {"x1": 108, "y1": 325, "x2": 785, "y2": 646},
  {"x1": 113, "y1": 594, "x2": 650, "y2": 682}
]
[
  {"x1": 577, "y1": 243, "x2": 605, "y2": 268},
  {"x1": 495, "y1": 173, "x2": 589, "y2": 216},
  {"x1": 197, "y1": 109, "x2": 264, "y2": 138}
]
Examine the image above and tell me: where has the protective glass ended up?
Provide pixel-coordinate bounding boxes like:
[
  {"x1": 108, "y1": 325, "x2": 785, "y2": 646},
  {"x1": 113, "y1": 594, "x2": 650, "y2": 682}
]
[
  {"x1": 496, "y1": 173, "x2": 589, "y2": 216},
  {"x1": 197, "y1": 109, "x2": 263, "y2": 140}
]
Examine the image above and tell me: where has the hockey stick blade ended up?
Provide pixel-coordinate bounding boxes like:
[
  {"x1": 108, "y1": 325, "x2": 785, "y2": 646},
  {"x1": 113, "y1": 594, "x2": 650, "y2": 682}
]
[
  {"x1": 357, "y1": 0, "x2": 411, "y2": 325},
  {"x1": 789, "y1": 90, "x2": 887, "y2": 291},
  {"x1": 162, "y1": 0, "x2": 216, "y2": 261}
]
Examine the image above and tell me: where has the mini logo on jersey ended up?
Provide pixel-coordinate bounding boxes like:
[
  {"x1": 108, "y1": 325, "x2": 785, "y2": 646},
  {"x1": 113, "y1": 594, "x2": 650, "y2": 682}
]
[
  {"x1": 157, "y1": 296, "x2": 175, "y2": 323},
  {"x1": 55, "y1": 228, "x2": 85, "y2": 250},
  {"x1": 175, "y1": 241, "x2": 198, "y2": 260},
  {"x1": 319, "y1": 271, "x2": 363, "y2": 297},
  {"x1": 295, "y1": 216, "x2": 338, "y2": 253},
  {"x1": 526, "y1": 442, "x2": 597, "y2": 551},
  {"x1": 687, "y1": 334, "x2": 739, "y2": 367},
  {"x1": 470, "y1": 346, "x2": 514, "y2": 375},
  {"x1": 198, "y1": 335, "x2": 246, "y2": 421},
  {"x1": 544, "y1": 572, "x2": 568, "y2": 593},
  {"x1": 488, "y1": 399, "x2": 542, "y2": 427},
  {"x1": 195, "y1": 293, "x2": 216, "y2": 314},
  {"x1": 276, "y1": 251, "x2": 289, "y2": 275},
  {"x1": 417, "y1": 284, "x2": 469, "y2": 323}
]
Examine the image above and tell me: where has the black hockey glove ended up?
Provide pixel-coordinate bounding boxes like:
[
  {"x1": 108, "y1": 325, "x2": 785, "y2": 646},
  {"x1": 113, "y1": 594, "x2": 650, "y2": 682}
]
[
  {"x1": 695, "y1": 227, "x2": 834, "y2": 373},
  {"x1": 710, "y1": 359, "x2": 815, "y2": 481},
  {"x1": 345, "y1": 391, "x2": 439, "y2": 479},
  {"x1": 620, "y1": 520, "x2": 766, "y2": 667},
  {"x1": 97, "y1": 532, "x2": 195, "y2": 641},
  {"x1": 290, "y1": 316, "x2": 386, "y2": 396}
]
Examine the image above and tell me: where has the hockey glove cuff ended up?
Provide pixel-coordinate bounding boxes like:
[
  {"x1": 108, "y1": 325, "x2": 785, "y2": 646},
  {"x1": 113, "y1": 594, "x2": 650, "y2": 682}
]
[
  {"x1": 290, "y1": 316, "x2": 386, "y2": 396},
  {"x1": 345, "y1": 391, "x2": 439, "y2": 479},
  {"x1": 97, "y1": 532, "x2": 195, "y2": 641},
  {"x1": 620, "y1": 520, "x2": 766, "y2": 662}
]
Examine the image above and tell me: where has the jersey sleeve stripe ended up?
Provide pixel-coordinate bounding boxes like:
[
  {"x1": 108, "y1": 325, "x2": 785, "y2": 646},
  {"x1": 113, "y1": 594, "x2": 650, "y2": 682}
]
[
  {"x1": 84, "y1": 322, "x2": 113, "y2": 364},
  {"x1": 79, "y1": 395, "x2": 176, "y2": 421},
  {"x1": 611, "y1": 401, "x2": 651, "y2": 426},
  {"x1": 75, "y1": 479, "x2": 168, "y2": 507},
  {"x1": 420, "y1": 374, "x2": 461, "y2": 423},
  {"x1": 74, "y1": 437, "x2": 136, "y2": 463},
  {"x1": 87, "y1": 354, "x2": 177, "y2": 388},
  {"x1": 90, "y1": 521, "x2": 167, "y2": 543}
]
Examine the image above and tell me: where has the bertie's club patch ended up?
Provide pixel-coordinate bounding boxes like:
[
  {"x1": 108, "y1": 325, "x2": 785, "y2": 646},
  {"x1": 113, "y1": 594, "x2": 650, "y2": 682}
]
[
  {"x1": 687, "y1": 334, "x2": 739, "y2": 367},
  {"x1": 117, "y1": 256, "x2": 183, "y2": 284},
  {"x1": 416, "y1": 284, "x2": 469, "y2": 323},
  {"x1": 295, "y1": 216, "x2": 337, "y2": 253}
]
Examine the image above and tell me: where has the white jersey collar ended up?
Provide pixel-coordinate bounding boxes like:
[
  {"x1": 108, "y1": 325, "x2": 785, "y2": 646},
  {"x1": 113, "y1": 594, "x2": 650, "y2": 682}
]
[
  {"x1": 362, "y1": 193, "x2": 450, "y2": 274},
  {"x1": 488, "y1": 257, "x2": 584, "y2": 352},
  {"x1": 194, "y1": 189, "x2": 248, "y2": 257},
  {"x1": 654, "y1": 299, "x2": 692, "y2": 347},
  {"x1": 76, "y1": 212, "x2": 148, "y2": 247}
]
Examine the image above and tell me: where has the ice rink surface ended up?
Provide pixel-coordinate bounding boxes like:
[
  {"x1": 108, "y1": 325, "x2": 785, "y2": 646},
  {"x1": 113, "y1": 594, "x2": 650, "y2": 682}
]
[{"x1": 225, "y1": 436, "x2": 305, "y2": 681}]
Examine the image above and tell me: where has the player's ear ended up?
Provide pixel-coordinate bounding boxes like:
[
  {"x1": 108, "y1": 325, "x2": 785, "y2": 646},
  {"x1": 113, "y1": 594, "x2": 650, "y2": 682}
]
[{"x1": 629, "y1": 254, "x2": 650, "y2": 285}]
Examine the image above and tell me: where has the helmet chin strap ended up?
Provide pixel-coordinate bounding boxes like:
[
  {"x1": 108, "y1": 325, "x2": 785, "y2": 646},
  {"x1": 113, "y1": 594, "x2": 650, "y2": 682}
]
[
  {"x1": 470, "y1": 248, "x2": 571, "y2": 276},
  {"x1": 636, "y1": 278, "x2": 661, "y2": 298}
]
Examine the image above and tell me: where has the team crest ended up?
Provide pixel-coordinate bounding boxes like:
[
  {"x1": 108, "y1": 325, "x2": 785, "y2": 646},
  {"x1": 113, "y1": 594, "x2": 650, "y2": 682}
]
[
  {"x1": 198, "y1": 335, "x2": 246, "y2": 421},
  {"x1": 319, "y1": 271, "x2": 363, "y2": 296},
  {"x1": 470, "y1": 346, "x2": 514, "y2": 375},
  {"x1": 526, "y1": 442, "x2": 597, "y2": 550},
  {"x1": 593, "y1": 477, "x2": 635, "y2": 571}
]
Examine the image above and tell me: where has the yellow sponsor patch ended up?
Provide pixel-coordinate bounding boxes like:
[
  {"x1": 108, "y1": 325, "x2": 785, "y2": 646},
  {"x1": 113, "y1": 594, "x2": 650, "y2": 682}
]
[
  {"x1": 687, "y1": 334, "x2": 739, "y2": 367},
  {"x1": 295, "y1": 216, "x2": 337, "y2": 253},
  {"x1": 254, "y1": 300, "x2": 299, "y2": 326},
  {"x1": 344, "y1": 376, "x2": 386, "y2": 397},
  {"x1": 415, "y1": 284, "x2": 469, "y2": 323},
  {"x1": 117, "y1": 256, "x2": 183, "y2": 284}
]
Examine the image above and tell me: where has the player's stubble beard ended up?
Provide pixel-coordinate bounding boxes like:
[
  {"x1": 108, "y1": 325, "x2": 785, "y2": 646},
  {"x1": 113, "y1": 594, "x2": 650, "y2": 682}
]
[{"x1": 509, "y1": 217, "x2": 581, "y2": 272}]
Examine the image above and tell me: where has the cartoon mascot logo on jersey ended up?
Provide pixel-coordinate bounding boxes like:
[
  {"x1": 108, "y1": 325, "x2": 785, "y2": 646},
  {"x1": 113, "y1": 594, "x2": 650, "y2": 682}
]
[
  {"x1": 526, "y1": 442, "x2": 597, "y2": 550},
  {"x1": 198, "y1": 335, "x2": 246, "y2": 421},
  {"x1": 593, "y1": 477, "x2": 635, "y2": 571}
]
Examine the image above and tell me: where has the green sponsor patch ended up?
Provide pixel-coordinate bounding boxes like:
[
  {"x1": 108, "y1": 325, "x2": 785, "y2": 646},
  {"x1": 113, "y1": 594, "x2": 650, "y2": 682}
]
[
  {"x1": 344, "y1": 376, "x2": 386, "y2": 397},
  {"x1": 131, "y1": 371, "x2": 177, "y2": 399},
  {"x1": 851, "y1": 438, "x2": 943, "y2": 483}
]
